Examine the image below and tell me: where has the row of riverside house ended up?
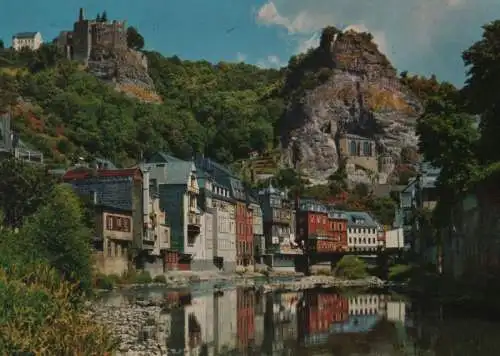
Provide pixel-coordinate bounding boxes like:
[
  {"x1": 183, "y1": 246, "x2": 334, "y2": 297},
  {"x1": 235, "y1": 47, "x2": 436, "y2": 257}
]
[{"x1": 60, "y1": 152, "x2": 399, "y2": 277}]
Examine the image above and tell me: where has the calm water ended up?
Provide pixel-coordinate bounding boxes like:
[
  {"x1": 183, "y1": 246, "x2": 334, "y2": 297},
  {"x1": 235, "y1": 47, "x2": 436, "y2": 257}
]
[{"x1": 102, "y1": 287, "x2": 500, "y2": 355}]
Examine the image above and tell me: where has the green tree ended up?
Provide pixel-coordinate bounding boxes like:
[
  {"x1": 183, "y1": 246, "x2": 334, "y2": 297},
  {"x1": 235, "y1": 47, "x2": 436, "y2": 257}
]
[
  {"x1": 0, "y1": 159, "x2": 55, "y2": 228},
  {"x1": 417, "y1": 94, "x2": 480, "y2": 226},
  {"x1": 0, "y1": 39, "x2": 4, "y2": 49},
  {"x1": 127, "y1": 26, "x2": 145, "y2": 50},
  {"x1": 101, "y1": 11, "x2": 108, "y2": 22},
  {"x1": 333, "y1": 256, "x2": 368, "y2": 279},
  {"x1": 19, "y1": 184, "x2": 93, "y2": 293},
  {"x1": 462, "y1": 20, "x2": 500, "y2": 163}
]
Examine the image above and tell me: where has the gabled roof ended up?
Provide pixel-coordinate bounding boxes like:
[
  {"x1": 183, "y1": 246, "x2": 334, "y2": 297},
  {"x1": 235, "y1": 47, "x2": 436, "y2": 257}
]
[
  {"x1": 62, "y1": 167, "x2": 142, "y2": 181},
  {"x1": 13, "y1": 32, "x2": 39, "y2": 39},
  {"x1": 145, "y1": 152, "x2": 196, "y2": 185}
]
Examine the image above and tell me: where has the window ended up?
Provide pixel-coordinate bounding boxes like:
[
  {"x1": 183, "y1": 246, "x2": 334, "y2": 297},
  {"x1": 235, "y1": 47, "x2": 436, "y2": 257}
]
[
  {"x1": 350, "y1": 140, "x2": 357, "y2": 155},
  {"x1": 363, "y1": 141, "x2": 371, "y2": 156},
  {"x1": 107, "y1": 240, "x2": 112, "y2": 257}
]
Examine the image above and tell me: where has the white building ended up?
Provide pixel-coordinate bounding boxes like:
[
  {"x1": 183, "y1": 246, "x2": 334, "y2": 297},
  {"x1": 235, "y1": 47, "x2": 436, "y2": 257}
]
[
  {"x1": 348, "y1": 294, "x2": 385, "y2": 316},
  {"x1": 386, "y1": 300, "x2": 406, "y2": 323},
  {"x1": 184, "y1": 293, "x2": 215, "y2": 355},
  {"x1": 12, "y1": 32, "x2": 43, "y2": 51},
  {"x1": 214, "y1": 289, "x2": 238, "y2": 352},
  {"x1": 384, "y1": 227, "x2": 404, "y2": 250},
  {"x1": 345, "y1": 211, "x2": 381, "y2": 251},
  {"x1": 212, "y1": 182, "x2": 237, "y2": 272}
]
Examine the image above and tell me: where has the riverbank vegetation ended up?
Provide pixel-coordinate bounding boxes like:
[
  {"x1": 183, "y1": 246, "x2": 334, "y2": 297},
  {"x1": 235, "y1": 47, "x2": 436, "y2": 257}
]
[
  {"x1": 414, "y1": 20, "x2": 500, "y2": 300},
  {"x1": 0, "y1": 159, "x2": 118, "y2": 354}
]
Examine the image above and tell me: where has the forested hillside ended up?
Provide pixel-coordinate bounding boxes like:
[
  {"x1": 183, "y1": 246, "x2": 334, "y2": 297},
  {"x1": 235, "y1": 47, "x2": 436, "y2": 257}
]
[{"x1": 0, "y1": 46, "x2": 284, "y2": 168}]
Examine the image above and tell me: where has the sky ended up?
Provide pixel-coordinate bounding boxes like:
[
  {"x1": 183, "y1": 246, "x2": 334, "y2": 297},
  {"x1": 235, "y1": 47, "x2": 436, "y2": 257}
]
[{"x1": 1, "y1": 0, "x2": 500, "y2": 87}]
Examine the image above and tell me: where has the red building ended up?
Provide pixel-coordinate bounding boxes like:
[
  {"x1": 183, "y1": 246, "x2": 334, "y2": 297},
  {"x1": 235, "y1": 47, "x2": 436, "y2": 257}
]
[
  {"x1": 299, "y1": 291, "x2": 349, "y2": 335},
  {"x1": 296, "y1": 200, "x2": 348, "y2": 253},
  {"x1": 237, "y1": 288, "x2": 255, "y2": 350},
  {"x1": 236, "y1": 201, "x2": 254, "y2": 267}
]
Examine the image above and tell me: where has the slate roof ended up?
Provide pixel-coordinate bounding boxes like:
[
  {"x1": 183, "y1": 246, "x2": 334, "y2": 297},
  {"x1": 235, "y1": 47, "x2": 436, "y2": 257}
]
[
  {"x1": 145, "y1": 152, "x2": 196, "y2": 185},
  {"x1": 343, "y1": 211, "x2": 379, "y2": 228},
  {"x1": 165, "y1": 161, "x2": 196, "y2": 185},
  {"x1": 13, "y1": 32, "x2": 38, "y2": 39}
]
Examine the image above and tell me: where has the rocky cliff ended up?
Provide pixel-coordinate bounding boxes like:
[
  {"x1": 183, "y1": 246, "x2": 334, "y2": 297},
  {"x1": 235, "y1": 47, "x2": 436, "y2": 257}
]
[
  {"x1": 280, "y1": 28, "x2": 422, "y2": 185},
  {"x1": 87, "y1": 47, "x2": 161, "y2": 103}
]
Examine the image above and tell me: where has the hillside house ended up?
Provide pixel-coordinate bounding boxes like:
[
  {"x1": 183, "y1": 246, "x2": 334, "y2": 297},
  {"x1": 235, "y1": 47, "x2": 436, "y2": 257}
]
[{"x1": 12, "y1": 31, "x2": 43, "y2": 51}]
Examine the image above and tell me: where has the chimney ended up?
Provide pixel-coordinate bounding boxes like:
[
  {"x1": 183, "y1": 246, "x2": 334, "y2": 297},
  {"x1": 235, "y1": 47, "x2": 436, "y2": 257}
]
[{"x1": 79, "y1": 8, "x2": 84, "y2": 21}]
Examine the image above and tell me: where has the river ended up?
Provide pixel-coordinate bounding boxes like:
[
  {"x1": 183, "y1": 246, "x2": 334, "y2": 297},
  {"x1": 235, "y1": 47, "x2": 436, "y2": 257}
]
[{"x1": 97, "y1": 286, "x2": 500, "y2": 355}]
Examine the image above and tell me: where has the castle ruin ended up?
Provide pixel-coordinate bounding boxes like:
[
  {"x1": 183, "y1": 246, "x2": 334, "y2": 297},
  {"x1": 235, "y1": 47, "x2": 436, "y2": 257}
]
[{"x1": 57, "y1": 8, "x2": 127, "y2": 63}]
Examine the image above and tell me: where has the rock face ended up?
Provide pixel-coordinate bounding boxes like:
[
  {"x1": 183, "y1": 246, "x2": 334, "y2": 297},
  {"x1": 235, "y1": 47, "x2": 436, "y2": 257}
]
[
  {"x1": 281, "y1": 29, "x2": 422, "y2": 185},
  {"x1": 87, "y1": 47, "x2": 162, "y2": 103}
]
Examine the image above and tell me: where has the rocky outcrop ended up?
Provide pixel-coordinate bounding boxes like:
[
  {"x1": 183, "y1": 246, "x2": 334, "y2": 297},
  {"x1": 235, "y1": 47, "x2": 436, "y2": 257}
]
[
  {"x1": 87, "y1": 47, "x2": 161, "y2": 103},
  {"x1": 281, "y1": 29, "x2": 422, "y2": 185}
]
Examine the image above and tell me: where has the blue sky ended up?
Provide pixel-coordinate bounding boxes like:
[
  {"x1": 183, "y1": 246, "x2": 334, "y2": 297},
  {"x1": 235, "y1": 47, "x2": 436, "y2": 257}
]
[{"x1": 1, "y1": 0, "x2": 500, "y2": 87}]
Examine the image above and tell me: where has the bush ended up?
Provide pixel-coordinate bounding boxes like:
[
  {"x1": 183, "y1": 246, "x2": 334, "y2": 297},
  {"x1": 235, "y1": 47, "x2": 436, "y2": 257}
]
[
  {"x1": 153, "y1": 275, "x2": 167, "y2": 284},
  {"x1": 0, "y1": 263, "x2": 119, "y2": 354},
  {"x1": 94, "y1": 273, "x2": 119, "y2": 290},
  {"x1": 133, "y1": 270, "x2": 152, "y2": 284},
  {"x1": 333, "y1": 256, "x2": 369, "y2": 280}
]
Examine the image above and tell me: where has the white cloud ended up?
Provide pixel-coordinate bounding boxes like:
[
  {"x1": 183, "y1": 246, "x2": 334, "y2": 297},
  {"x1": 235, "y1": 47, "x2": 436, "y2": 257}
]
[
  {"x1": 254, "y1": 0, "x2": 488, "y2": 85},
  {"x1": 236, "y1": 52, "x2": 247, "y2": 62},
  {"x1": 257, "y1": 55, "x2": 286, "y2": 68}
]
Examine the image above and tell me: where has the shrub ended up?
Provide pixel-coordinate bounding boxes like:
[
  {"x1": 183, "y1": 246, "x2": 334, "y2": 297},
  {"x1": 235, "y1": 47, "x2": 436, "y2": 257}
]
[
  {"x1": 333, "y1": 256, "x2": 369, "y2": 280},
  {"x1": 134, "y1": 270, "x2": 152, "y2": 284},
  {"x1": 153, "y1": 275, "x2": 167, "y2": 284},
  {"x1": 0, "y1": 264, "x2": 119, "y2": 354},
  {"x1": 94, "y1": 273, "x2": 118, "y2": 290}
]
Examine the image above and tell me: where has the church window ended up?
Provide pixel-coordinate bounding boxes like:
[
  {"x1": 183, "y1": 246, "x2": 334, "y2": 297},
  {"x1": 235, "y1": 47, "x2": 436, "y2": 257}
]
[
  {"x1": 363, "y1": 141, "x2": 371, "y2": 156},
  {"x1": 350, "y1": 140, "x2": 357, "y2": 155}
]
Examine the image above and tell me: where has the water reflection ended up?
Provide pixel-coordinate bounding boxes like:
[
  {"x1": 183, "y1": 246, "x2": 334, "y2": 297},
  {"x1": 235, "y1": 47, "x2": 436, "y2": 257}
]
[{"x1": 102, "y1": 288, "x2": 500, "y2": 355}]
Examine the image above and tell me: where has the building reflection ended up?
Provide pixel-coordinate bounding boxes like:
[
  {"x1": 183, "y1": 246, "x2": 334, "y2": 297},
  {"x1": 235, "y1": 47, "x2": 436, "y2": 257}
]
[{"x1": 121, "y1": 288, "x2": 408, "y2": 355}]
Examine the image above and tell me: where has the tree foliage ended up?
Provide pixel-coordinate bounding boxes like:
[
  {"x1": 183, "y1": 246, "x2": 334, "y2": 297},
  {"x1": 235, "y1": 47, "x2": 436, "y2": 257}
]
[
  {"x1": 20, "y1": 184, "x2": 94, "y2": 292},
  {"x1": 462, "y1": 20, "x2": 500, "y2": 163},
  {"x1": 0, "y1": 158, "x2": 55, "y2": 228},
  {"x1": 0, "y1": 46, "x2": 284, "y2": 167},
  {"x1": 333, "y1": 256, "x2": 368, "y2": 279},
  {"x1": 127, "y1": 26, "x2": 145, "y2": 50}
]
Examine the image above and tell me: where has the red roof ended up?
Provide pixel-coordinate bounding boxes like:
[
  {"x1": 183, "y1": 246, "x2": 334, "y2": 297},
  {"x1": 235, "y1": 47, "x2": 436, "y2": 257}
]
[{"x1": 62, "y1": 168, "x2": 142, "y2": 181}]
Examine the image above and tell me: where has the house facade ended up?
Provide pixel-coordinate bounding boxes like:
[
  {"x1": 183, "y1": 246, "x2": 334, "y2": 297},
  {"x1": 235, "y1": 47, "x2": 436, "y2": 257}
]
[
  {"x1": 258, "y1": 184, "x2": 300, "y2": 270},
  {"x1": 195, "y1": 170, "x2": 216, "y2": 271},
  {"x1": 92, "y1": 205, "x2": 133, "y2": 275},
  {"x1": 250, "y1": 200, "x2": 264, "y2": 264},
  {"x1": 140, "y1": 169, "x2": 171, "y2": 276},
  {"x1": 62, "y1": 167, "x2": 148, "y2": 273},
  {"x1": 297, "y1": 200, "x2": 348, "y2": 254},
  {"x1": 345, "y1": 211, "x2": 380, "y2": 251},
  {"x1": 144, "y1": 153, "x2": 202, "y2": 271},
  {"x1": 195, "y1": 156, "x2": 238, "y2": 271},
  {"x1": 12, "y1": 31, "x2": 43, "y2": 51}
]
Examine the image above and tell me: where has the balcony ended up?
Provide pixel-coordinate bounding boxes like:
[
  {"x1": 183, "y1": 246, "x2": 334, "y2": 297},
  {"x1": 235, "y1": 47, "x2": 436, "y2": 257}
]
[
  {"x1": 188, "y1": 178, "x2": 199, "y2": 194},
  {"x1": 142, "y1": 229, "x2": 155, "y2": 249},
  {"x1": 271, "y1": 210, "x2": 292, "y2": 224},
  {"x1": 187, "y1": 212, "x2": 201, "y2": 235}
]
